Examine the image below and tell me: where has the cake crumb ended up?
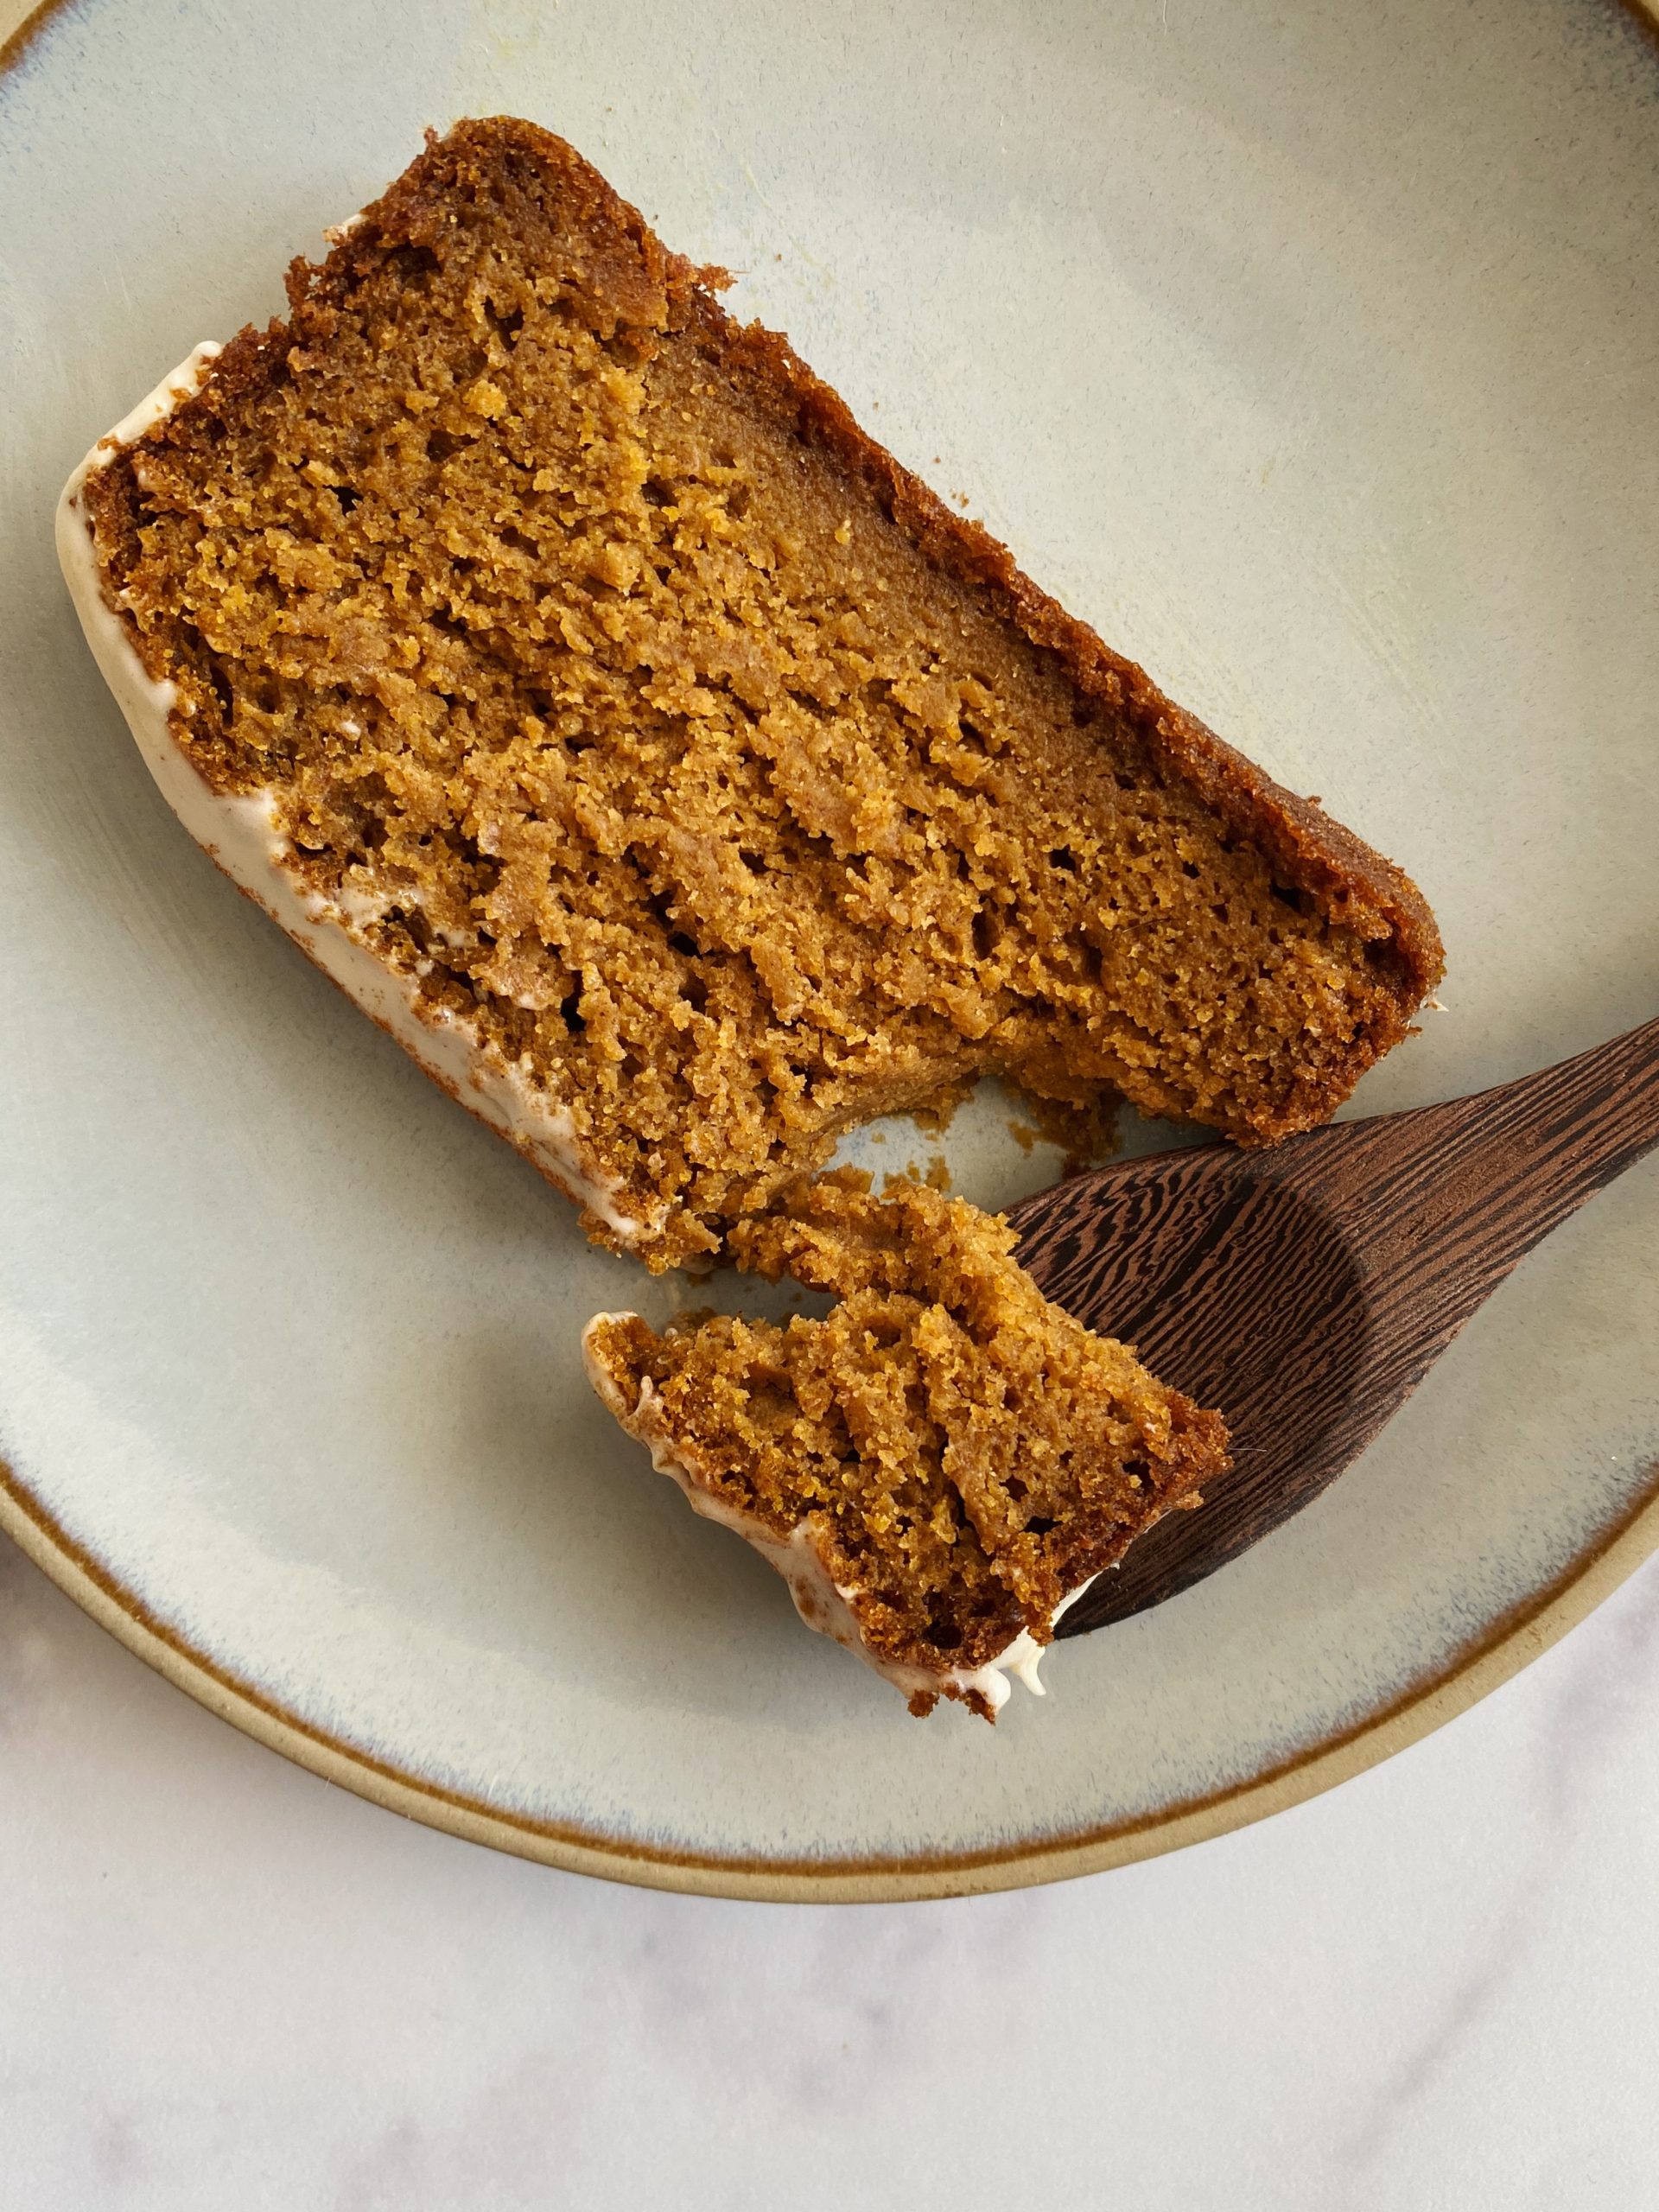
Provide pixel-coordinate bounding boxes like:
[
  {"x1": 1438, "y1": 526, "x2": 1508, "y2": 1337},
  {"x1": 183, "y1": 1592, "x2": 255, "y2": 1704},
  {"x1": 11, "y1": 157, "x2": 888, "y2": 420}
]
[{"x1": 586, "y1": 1174, "x2": 1230, "y2": 1718}]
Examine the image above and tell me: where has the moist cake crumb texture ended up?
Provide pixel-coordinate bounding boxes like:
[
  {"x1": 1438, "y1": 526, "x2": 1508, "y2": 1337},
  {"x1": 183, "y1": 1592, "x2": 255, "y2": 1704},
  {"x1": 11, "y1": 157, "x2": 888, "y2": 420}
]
[
  {"x1": 78, "y1": 117, "x2": 1443, "y2": 1268},
  {"x1": 585, "y1": 1173, "x2": 1230, "y2": 1717}
]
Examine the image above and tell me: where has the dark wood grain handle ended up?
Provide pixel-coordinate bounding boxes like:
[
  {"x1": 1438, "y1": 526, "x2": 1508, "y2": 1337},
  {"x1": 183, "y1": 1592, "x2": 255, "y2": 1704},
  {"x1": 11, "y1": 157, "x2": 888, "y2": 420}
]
[
  {"x1": 1446, "y1": 1013, "x2": 1659, "y2": 1202},
  {"x1": 1329, "y1": 1014, "x2": 1659, "y2": 1294}
]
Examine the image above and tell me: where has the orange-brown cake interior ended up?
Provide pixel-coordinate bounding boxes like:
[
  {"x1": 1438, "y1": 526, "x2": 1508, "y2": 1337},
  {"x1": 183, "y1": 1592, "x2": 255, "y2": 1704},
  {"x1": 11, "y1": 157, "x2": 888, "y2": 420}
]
[
  {"x1": 80, "y1": 118, "x2": 1443, "y2": 1267},
  {"x1": 585, "y1": 1175, "x2": 1230, "y2": 1716}
]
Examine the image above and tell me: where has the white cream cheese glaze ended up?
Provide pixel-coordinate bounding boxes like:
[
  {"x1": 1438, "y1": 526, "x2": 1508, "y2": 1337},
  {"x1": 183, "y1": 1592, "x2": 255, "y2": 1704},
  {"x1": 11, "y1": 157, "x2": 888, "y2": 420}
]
[
  {"x1": 55, "y1": 346, "x2": 661, "y2": 1248},
  {"x1": 582, "y1": 1313, "x2": 1097, "y2": 1715}
]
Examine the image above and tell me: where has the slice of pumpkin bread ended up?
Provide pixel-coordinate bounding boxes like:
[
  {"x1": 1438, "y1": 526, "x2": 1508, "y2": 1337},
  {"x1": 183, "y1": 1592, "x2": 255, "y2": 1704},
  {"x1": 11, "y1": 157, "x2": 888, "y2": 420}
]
[
  {"x1": 584, "y1": 1175, "x2": 1229, "y2": 1717},
  {"x1": 65, "y1": 117, "x2": 1443, "y2": 1268}
]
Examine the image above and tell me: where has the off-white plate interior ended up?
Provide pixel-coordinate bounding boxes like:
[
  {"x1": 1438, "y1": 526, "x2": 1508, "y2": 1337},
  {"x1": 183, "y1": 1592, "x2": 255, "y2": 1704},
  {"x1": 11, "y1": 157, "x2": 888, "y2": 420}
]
[{"x1": 1, "y1": 0, "x2": 1655, "y2": 1898}]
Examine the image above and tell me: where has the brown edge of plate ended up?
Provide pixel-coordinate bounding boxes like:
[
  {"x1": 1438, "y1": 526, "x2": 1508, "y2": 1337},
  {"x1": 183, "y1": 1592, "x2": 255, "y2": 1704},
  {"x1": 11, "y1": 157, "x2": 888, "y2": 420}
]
[
  {"x1": 3, "y1": 0, "x2": 1657, "y2": 1901},
  {"x1": 5, "y1": 1451, "x2": 1658, "y2": 1903}
]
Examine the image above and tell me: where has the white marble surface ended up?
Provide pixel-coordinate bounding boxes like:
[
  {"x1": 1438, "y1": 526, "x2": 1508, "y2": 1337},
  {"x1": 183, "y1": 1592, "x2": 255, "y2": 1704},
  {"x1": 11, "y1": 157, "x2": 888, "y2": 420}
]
[{"x1": 5, "y1": 1531, "x2": 1659, "y2": 2208}]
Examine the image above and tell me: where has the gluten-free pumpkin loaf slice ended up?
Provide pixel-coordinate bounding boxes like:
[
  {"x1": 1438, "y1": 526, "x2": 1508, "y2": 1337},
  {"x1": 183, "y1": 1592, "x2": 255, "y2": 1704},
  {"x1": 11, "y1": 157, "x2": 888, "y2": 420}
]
[
  {"x1": 584, "y1": 1173, "x2": 1230, "y2": 1718},
  {"x1": 65, "y1": 117, "x2": 1443, "y2": 1269}
]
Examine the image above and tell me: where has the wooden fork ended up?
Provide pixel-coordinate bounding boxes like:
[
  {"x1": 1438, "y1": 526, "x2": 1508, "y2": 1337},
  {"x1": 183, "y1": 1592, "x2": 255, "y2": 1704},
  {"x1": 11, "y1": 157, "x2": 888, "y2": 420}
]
[{"x1": 1008, "y1": 1017, "x2": 1659, "y2": 1632}]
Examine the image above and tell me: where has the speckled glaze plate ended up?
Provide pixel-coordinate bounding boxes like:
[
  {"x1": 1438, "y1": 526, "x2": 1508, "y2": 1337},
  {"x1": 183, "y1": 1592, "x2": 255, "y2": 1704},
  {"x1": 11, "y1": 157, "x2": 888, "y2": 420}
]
[{"x1": 3, "y1": 0, "x2": 1656, "y2": 1901}]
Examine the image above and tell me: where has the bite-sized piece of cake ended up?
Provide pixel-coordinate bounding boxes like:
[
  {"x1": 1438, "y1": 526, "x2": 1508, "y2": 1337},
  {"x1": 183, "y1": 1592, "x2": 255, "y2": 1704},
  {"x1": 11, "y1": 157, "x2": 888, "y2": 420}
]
[
  {"x1": 60, "y1": 117, "x2": 1443, "y2": 1270},
  {"x1": 583, "y1": 1175, "x2": 1230, "y2": 1717}
]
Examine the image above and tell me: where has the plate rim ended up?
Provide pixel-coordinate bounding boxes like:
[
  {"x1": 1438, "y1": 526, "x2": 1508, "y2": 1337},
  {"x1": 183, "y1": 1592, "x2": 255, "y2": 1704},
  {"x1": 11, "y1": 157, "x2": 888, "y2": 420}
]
[
  {"x1": 4, "y1": 0, "x2": 1656, "y2": 1902},
  {"x1": 6, "y1": 1451, "x2": 1656, "y2": 1901}
]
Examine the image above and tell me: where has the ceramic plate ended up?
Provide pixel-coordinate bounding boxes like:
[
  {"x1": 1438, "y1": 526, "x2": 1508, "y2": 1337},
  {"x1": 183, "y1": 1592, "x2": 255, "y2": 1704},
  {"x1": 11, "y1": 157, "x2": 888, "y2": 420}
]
[{"x1": 3, "y1": 0, "x2": 1656, "y2": 1901}]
